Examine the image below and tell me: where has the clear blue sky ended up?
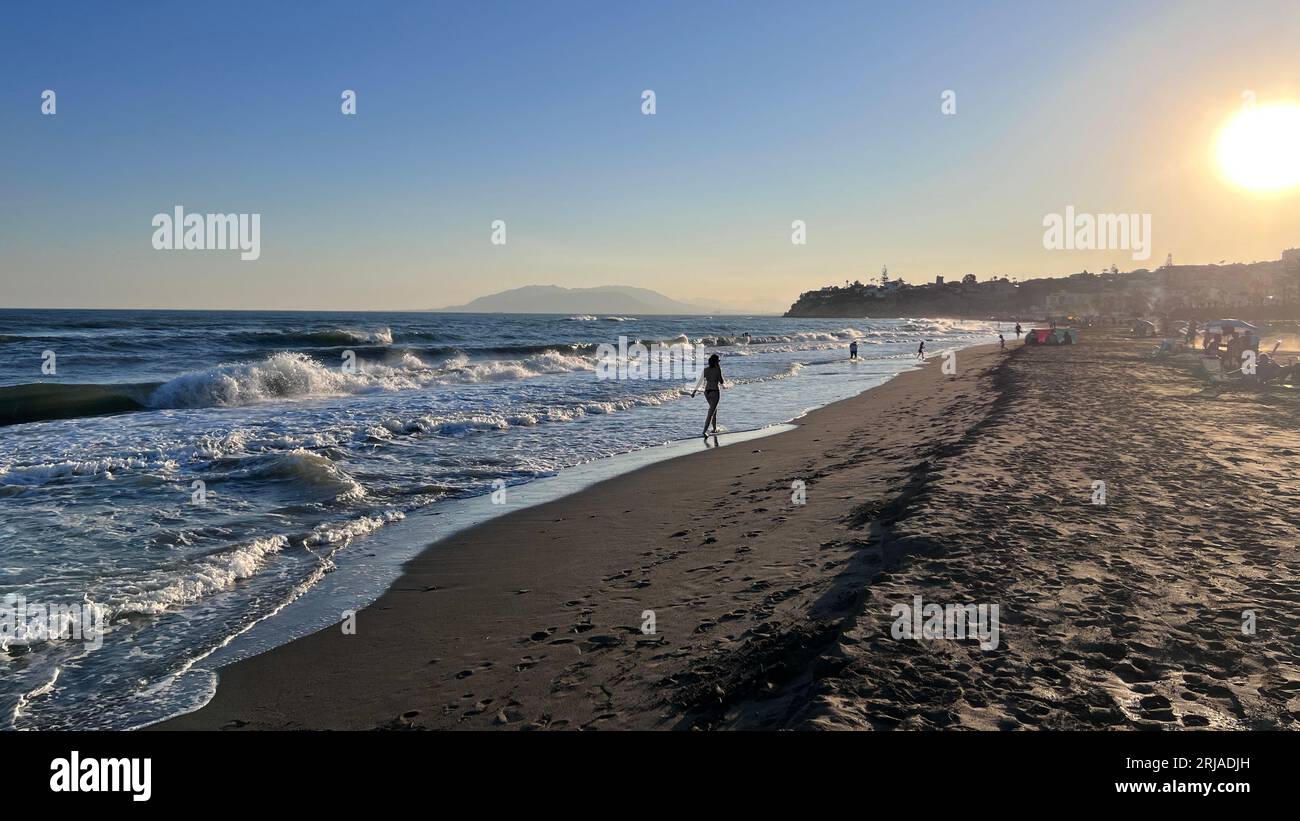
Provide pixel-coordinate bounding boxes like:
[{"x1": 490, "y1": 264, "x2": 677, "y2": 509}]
[{"x1": 3, "y1": 0, "x2": 1299, "y2": 310}]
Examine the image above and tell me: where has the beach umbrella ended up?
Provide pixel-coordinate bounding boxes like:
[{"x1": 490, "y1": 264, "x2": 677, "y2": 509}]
[{"x1": 1203, "y1": 319, "x2": 1259, "y2": 333}]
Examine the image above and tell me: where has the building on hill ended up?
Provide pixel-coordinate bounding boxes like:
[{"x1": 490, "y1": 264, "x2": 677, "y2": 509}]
[{"x1": 785, "y1": 249, "x2": 1300, "y2": 319}]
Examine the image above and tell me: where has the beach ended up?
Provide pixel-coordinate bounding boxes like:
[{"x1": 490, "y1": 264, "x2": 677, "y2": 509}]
[
  {"x1": 157, "y1": 331, "x2": 1300, "y2": 730},
  {"x1": 0, "y1": 311, "x2": 999, "y2": 729}
]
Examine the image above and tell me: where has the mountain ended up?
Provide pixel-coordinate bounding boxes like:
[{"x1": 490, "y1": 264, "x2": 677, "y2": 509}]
[{"x1": 436, "y1": 285, "x2": 715, "y2": 315}]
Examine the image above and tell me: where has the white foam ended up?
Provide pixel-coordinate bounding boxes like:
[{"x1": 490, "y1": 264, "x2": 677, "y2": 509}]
[
  {"x1": 0, "y1": 456, "x2": 175, "y2": 484},
  {"x1": 107, "y1": 535, "x2": 291, "y2": 617},
  {"x1": 146, "y1": 349, "x2": 597, "y2": 410},
  {"x1": 237, "y1": 449, "x2": 367, "y2": 501},
  {"x1": 303, "y1": 510, "x2": 405, "y2": 546}
]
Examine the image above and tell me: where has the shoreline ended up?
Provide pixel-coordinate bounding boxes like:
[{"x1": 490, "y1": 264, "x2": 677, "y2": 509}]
[
  {"x1": 140, "y1": 422, "x2": 797, "y2": 728},
  {"x1": 1, "y1": 313, "x2": 997, "y2": 731},
  {"x1": 155, "y1": 342, "x2": 1004, "y2": 730},
  {"x1": 157, "y1": 330, "x2": 1300, "y2": 730}
]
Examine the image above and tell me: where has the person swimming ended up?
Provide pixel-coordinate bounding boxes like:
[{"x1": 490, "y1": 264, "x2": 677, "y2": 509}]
[{"x1": 691, "y1": 353, "x2": 724, "y2": 435}]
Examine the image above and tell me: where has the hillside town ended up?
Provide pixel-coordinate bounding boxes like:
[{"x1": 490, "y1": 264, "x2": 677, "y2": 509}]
[{"x1": 784, "y1": 251, "x2": 1300, "y2": 323}]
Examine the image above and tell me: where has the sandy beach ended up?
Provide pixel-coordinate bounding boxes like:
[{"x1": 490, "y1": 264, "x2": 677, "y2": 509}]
[{"x1": 157, "y1": 333, "x2": 1300, "y2": 731}]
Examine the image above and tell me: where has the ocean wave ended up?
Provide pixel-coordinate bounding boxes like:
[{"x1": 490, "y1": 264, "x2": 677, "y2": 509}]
[
  {"x1": 0, "y1": 382, "x2": 157, "y2": 427},
  {"x1": 104, "y1": 507, "x2": 407, "y2": 617},
  {"x1": 366, "y1": 354, "x2": 815, "y2": 439},
  {"x1": 563, "y1": 315, "x2": 636, "y2": 322},
  {"x1": 0, "y1": 455, "x2": 177, "y2": 485},
  {"x1": 144, "y1": 349, "x2": 598, "y2": 410},
  {"x1": 424, "y1": 342, "x2": 599, "y2": 358},
  {"x1": 146, "y1": 352, "x2": 360, "y2": 408},
  {"x1": 619, "y1": 328, "x2": 867, "y2": 349},
  {"x1": 106, "y1": 535, "x2": 292, "y2": 617},
  {"x1": 0, "y1": 595, "x2": 110, "y2": 650},
  {"x1": 231, "y1": 449, "x2": 367, "y2": 502},
  {"x1": 303, "y1": 510, "x2": 405, "y2": 546},
  {"x1": 233, "y1": 327, "x2": 394, "y2": 347},
  {"x1": 434, "y1": 350, "x2": 595, "y2": 383}
]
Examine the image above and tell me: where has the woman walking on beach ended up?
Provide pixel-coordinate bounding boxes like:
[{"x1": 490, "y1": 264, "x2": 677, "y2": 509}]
[{"x1": 691, "y1": 353, "x2": 725, "y2": 435}]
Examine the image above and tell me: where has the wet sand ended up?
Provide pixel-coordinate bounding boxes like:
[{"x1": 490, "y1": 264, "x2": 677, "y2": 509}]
[{"x1": 157, "y1": 333, "x2": 1300, "y2": 730}]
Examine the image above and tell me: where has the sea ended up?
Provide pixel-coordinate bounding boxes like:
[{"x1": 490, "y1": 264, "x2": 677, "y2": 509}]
[{"x1": 0, "y1": 309, "x2": 1000, "y2": 729}]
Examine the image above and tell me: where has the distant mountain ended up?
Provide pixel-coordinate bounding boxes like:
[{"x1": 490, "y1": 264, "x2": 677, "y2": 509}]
[{"x1": 436, "y1": 285, "x2": 714, "y2": 315}]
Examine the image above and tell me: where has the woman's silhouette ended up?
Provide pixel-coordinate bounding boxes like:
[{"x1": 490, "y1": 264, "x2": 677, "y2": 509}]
[{"x1": 691, "y1": 353, "x2": 724, "y2": 435}]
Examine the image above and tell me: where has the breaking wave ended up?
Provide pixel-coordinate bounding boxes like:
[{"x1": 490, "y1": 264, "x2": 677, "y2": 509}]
[
  {"x1": 103, "y1": 507, "x2": 407, "y2": 617},
  {"x1": 0, "y1": 382, "x2": 157, "y2": 427},
  {"x1": 232, "y1": 449, "x2": 367, "y2": 502},
  {"x1": 233, "y1": 327, "x2": 394, "y2": 347},
  {"x1": 145, "y1": 350, "x2": 596, "y2": 410}
]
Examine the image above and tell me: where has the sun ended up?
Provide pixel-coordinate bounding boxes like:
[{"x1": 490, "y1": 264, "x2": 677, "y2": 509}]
[{"x1": 1216, "y1": 102, "x2": 1300, "y2": 193}]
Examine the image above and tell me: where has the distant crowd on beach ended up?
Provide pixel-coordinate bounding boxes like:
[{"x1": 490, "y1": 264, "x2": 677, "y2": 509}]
[{"x1": 690, "y1": 319, "x2": 1036, "y2": 438}]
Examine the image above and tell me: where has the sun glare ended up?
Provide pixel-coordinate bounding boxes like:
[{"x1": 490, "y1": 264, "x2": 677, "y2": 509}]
[{"x1": 1215, "y1": 102, "x2": 1300, "y2": 193}]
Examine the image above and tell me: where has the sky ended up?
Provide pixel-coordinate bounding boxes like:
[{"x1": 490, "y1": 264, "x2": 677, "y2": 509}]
[{"x1": 3, "y1": 0, "x2": 1300, "y2": 312}]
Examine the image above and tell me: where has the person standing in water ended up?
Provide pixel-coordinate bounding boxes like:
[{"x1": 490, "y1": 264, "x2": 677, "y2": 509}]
[
  {"x1": 849, "y1": 340, "x2": 858, "y2": 359},
  {"x1": 1014, "y1": 322, "x2": 1022, "y2": 339},
  {"x1": 999, "y1": 333, "x2": 1006, "y2": 351},
  {"x1": 691, "y1": 353, "x2": 724, "y2": 436},
  {"x1": 917, "y1": 340, "x2": 925, "y2": 359}
]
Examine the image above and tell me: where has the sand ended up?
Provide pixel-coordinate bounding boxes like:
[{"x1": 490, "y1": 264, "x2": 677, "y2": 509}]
[{"x1": 156, "y1": 333, "x2": 1300, "y2": 730}]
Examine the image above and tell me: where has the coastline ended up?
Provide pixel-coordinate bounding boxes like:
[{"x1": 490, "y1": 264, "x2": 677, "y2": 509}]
[
  {"x1": 155, "y1": 342, "x2": 1004, "y2": 730},
  {"x1": 155, "y1": 332, "x2": 1300, "y2": 730}
]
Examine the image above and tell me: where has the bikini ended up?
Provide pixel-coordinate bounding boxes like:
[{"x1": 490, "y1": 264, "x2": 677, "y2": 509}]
[{"x1": 703, "y1": 368, "x2": 721, "y2": 397}]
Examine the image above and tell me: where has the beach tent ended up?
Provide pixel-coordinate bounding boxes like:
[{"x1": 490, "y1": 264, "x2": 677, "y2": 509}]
[
  {"x1": 1031, "y1": 329, "x2": 1051, "y2": 343},
  {"x1": 1131, "y1": 320, "x2": 1156, "y2": 337},
  {"x1": 1203, "y1": 319, "x2": 1259, "y2": 334}
]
